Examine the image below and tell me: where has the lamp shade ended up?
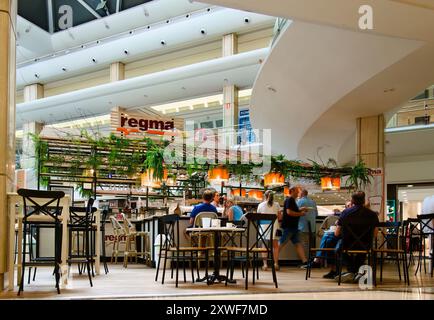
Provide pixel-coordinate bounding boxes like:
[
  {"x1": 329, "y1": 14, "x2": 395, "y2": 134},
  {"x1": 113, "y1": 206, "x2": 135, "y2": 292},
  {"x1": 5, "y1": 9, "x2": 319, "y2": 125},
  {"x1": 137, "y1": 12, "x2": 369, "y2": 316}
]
[
  {"x1": 284, "y1": 186, "x2": 290, "y2": 197},
  {"x1": 248, "y1": 190, "x2": 264, "y2": 201},
  {"x1": 208, "y1": 166, "x2": 229, "y2": 183},
  {"x1": 321, "y1": 177, "x2": 341, "y2": 191},
  {"x1": 141, "y1": 168, "x2": 168, "y2": 188},
  {"x1": 264, "y1": 172, "x2": 285, "y2": 187},
  {"x1": 231, "y1": 189, "x2": 246, "y2": 197}
]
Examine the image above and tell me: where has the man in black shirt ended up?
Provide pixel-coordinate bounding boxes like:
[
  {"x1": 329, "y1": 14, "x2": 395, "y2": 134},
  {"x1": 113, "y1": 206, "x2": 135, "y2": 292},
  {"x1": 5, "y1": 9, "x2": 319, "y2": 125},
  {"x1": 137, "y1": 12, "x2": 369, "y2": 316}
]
[
  {"x1": 279, "y1": 187, "x2": 308, "y2": 268},
  {"x1": 322, "y1": 191, "x2": 379, "y2": 282}
]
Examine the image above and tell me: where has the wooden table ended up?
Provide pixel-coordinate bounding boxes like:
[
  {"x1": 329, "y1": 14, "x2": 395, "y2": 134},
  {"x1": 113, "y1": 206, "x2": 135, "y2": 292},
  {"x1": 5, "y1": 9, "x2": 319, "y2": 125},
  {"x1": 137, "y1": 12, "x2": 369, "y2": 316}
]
[
  {"x1": 7, "y1": 193, "x2": 101, "y2": 291},
  {"x1": 186, "y1": 227, "x2": 245, "y2": 284}
]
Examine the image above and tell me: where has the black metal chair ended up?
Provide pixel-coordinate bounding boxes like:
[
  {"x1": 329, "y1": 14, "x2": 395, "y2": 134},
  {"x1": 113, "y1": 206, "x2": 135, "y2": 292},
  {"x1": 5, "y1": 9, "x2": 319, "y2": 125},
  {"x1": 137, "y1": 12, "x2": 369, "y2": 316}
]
[
  {"x1": 17, "y1": 189, "x2": 65, "y2": 295},
  {"x1": 336, "y1": 220, "x2": 375, "y2": 286},
  {"x1": 100, "y1": 209, "x2": 109, "y2": 274},
  {"x1": 225, "y1": 213, "x2": 278, "y2": 290},
  {"x1": 403, "y1": 218, "x2": 422, "y2": 272},
  {"x1": 372, "y1": 222, "x2": 409, "y2": 285},
  {"x1": 155, "y1": 214, "x2": 210, "y2": 287},
  {"x1": 67, "y1": 199, "x2": 97, "y2": 287},
  {"x1": 305, "y1": 222, "x2": 338, "y2": 280},
  {"x1": 417, "y1": 213, "x2": 434, "y2": 278}
]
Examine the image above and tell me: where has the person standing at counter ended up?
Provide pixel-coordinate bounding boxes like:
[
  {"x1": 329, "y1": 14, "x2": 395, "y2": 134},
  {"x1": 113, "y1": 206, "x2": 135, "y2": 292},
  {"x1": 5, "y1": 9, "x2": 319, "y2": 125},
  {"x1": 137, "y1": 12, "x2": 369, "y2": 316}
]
[
  {"x1": 257, "y1": 190, "x2": 282, "y2": 271},
  {"x1": 189, "y1": 189, "x2": 218, "y2": 227},
  {"x1": 297, "y1": 189, "x2": 318, "y2": 240},
  {"x1": 280, "y1": 187, "x2": 309, "y2": 268}
]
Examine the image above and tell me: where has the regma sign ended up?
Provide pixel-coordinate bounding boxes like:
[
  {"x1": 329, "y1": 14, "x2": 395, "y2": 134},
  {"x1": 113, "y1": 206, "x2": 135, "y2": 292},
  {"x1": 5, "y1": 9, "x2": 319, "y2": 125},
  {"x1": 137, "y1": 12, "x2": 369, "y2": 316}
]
[{"x1": 120, "y1": 115, "x2": 175, "y2": 131}]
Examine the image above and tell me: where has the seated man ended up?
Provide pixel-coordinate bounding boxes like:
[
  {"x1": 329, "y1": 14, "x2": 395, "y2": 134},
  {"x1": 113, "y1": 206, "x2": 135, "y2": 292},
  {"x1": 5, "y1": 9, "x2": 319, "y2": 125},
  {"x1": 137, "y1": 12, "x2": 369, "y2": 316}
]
[
  {"x1": 322, "y1": 191, "x2": 379, "y2": 283},
  {"x1": 188, "y1": 189, "x2": 218, "y2": 227}
]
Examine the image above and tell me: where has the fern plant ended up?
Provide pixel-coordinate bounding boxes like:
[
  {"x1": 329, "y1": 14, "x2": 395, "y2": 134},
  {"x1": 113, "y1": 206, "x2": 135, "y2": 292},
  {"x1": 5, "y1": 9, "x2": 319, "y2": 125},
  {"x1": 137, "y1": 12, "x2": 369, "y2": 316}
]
[{"x1": 345, "y1": 160, "x2": 373, "y2": 191}]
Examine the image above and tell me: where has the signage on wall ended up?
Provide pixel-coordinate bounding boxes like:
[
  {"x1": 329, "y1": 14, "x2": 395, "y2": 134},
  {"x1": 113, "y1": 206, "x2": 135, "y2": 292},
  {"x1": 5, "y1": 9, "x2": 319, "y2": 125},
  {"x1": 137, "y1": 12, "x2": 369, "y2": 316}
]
[
  {"x1": 111, "y1": 107, "x2": 184, "y2": 138},
  {"x1": 365, "y1": 168, "x2": 385, "y2": 218},
  {"x1": 238, "y1": 109, "x2": 256, "y2": 144}
]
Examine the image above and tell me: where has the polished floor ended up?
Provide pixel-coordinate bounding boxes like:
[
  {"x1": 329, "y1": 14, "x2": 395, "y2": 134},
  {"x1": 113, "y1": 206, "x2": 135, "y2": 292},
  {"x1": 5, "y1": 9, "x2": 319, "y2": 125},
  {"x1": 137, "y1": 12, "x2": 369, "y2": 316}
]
[{"x1": 1, "y1": 262, "x2": 433, "y2": 300}]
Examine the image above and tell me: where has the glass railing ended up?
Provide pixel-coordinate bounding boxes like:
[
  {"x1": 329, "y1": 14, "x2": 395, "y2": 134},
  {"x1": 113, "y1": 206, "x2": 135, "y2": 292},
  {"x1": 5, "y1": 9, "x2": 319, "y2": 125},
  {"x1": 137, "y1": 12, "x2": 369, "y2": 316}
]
[{"x1": 386, "y1": 98, "x2": 434, "y2": 129}]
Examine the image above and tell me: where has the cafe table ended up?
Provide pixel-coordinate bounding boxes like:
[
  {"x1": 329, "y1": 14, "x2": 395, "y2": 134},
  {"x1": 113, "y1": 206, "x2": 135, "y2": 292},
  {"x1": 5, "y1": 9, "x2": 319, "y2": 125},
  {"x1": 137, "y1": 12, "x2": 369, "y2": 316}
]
[
  {"x1": 7, "y1": 193, "x2": 101, "y2": 291},
  {"x1": 185, "y1": 226, "x2": 245, "y2": 284}
]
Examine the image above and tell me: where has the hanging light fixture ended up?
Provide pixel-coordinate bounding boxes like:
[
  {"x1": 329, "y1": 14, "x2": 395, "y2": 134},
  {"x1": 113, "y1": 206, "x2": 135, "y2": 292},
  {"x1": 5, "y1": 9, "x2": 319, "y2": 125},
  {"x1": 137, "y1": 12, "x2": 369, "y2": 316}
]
[
  {"x1": 248, "y1": 189, "x2": 264, "y2": 201},
  {"x1": 141, "y1": 168, "x2": 168, "y2": 188},
  {"x1": 284, "y1": 186, "x2": 290, "y2": 197},
  {"x1": 264, "y1": 172, "x2": 285, "y2": 187},
  {"x1": 321, "y1": 177, "x2": 341, "y2": 191},
  {"x1": 207, "y1": 166, "x2": 229, "y2": 183},
  {"x1": 231, "y1": 188, "x2": 247, "y2": 197}
]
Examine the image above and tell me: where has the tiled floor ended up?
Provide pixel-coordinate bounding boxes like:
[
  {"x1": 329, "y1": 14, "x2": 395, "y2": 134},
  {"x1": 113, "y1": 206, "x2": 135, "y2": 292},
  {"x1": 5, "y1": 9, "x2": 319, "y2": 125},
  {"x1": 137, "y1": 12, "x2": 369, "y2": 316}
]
[{"x1": 1, "y1": 263, "x2": 433, "y2": 300}]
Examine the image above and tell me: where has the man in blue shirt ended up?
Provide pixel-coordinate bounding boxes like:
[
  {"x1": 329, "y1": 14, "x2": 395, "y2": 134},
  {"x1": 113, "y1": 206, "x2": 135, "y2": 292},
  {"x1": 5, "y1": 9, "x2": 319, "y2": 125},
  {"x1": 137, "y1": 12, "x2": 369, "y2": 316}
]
[
  {"x1": 189, "y1": 189, "x2": 218, "y2": 227},
  {"x1": 297, "y1": 189, "x2": 318, "y2": 235}
]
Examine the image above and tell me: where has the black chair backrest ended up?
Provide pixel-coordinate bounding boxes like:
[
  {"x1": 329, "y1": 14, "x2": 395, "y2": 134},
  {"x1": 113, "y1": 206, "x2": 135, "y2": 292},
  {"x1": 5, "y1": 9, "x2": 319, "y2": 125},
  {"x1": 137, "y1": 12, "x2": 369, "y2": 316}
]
[
  {"x1": 18, "y1": 188, "x2": 65, "y2": 220},
  {"x1": 69, "y1": 198, "x2": 97, "y2": 227},
  {"x1": 341, "y1": 218, "x2": 375, "y2": 252},
  {"x1": 375, "y1": 222, "x2": 401, "y2": 250},
  {"x1": 159, "y1": 214, "x2": 180, "y2": 250},
  {"x1": 417, "y1": 213, "x2": 434, "y2": 235},
  {"x1": 246, "y1": 213, "x2": 276, "y2": 252}
]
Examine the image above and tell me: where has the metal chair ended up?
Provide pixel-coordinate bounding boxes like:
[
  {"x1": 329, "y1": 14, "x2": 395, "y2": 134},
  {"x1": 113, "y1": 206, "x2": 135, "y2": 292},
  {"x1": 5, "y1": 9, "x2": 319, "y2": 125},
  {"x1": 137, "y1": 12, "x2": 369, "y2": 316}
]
[
  {"x1": 372, "y1": 222, "x2": 409, "y2": 285},
  {"x1": 417, "y1": 213, "x2": 434, "y2": 277},
  {"x1": 109, "y1": 216, "x2": 126, "y2": 264},
  {"x1": 155, "y1": 214, "x2": 210, "y2": 287},
  {"x1": 336, "y1": 220, "x2": 375, "y2": 286},
  {"x1": 67, "y1": 199, "x2": 97, "y2": 287},
  {"x1": 17, "y1": 189, "x2": 65, "y2": 295},
  {"x1": 225, "y1": 213, "x2": 278, "y2": 290},
  {"x1": 121, "y1": 215, "x2": 151, "y2": 268}
]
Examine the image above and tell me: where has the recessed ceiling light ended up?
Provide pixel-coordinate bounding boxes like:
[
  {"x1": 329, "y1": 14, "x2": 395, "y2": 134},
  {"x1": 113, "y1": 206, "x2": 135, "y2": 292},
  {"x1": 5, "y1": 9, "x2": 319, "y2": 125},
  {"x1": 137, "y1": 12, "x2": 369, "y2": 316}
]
[
  {"x1": 92, "y1": 58, "x2": 97, "y2": 63},
  {"x1": 34, "y1": 73, "x2": 40, "y2": 78},
  {"x1": 62, "y1": 67, "x2": 67, "y2": 72},
  {"x1": 407, "y1": 185, "x2": 414, "y2": 188}
]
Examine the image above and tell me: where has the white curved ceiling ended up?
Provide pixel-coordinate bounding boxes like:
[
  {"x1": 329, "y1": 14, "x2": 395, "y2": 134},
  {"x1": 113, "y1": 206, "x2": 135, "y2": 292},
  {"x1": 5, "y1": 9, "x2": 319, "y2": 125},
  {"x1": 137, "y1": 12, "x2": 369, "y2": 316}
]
[
  {"x1": 17, "y1": 6, "x2": 274, "y2": 88},
  {"x1": 16, "y1": 48, "x2": 268, "y2": 128},
  {"x1": 17, "y1": 0, "x2": 209, "y2": 63},
  {"x1": 251, "y1": 21, "x2": 424, "y2": 161},
  {"x1": 203, "y1": 0, "x2": 434, "y2": 163}
]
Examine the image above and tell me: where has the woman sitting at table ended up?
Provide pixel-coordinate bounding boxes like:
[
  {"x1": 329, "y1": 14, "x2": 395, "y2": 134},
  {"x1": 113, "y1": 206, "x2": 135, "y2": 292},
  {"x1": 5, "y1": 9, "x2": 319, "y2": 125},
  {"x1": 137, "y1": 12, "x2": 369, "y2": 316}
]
[{"x1": 224, "y1": 199, "x2": 244, "y2": 222}]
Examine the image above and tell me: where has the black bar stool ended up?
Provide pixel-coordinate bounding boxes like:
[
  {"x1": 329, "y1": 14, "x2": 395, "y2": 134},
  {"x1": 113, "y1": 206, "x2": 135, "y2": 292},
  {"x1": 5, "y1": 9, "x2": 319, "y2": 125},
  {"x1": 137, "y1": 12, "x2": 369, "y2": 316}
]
[{"x1": 17, "y1": 189, "x2": 65, "y2": 295}]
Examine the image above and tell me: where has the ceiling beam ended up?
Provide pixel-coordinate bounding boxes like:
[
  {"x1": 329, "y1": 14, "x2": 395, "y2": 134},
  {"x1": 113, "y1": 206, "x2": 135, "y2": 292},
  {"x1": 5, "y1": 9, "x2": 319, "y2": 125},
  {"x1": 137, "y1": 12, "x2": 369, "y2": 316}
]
[
  {"x1": 77, "y1": 0, "x2": 102, "y2": 19},
  {"x1": 47, "y1": 0, "x2": 54, "y2": 33}
]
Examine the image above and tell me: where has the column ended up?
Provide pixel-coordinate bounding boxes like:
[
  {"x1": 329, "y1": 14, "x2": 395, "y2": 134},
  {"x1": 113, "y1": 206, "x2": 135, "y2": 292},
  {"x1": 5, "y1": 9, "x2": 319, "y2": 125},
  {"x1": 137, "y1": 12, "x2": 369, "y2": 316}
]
[
  {"x1": 110, "y1": 62, "x2": 125, "y2": 82},
  {"x1": 0, "y1": 0, "x2": 17, "y2": 291},
  {"x1": 356, "y1": 115, "x2": 385, "y2": 168},
  {"x1": 356, "y1": 115, "x2": 386, "y2": 221},
  {"x1": 21, "y1": 84, "x2": 44, "y2": 190},
  {"x1": 222, "y1": 34, "x2": 239, "y2": 146}
]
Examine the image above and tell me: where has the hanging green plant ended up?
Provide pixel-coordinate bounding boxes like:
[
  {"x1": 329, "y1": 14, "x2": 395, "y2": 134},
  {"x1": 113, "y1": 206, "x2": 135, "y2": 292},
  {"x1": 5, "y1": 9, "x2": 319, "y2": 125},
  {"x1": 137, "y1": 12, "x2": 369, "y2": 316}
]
[
  {"x1": 143, "y1": 138, "x2": 166, "y2": 180},
  {"x1": 345, "y1": 160, "x2": 373, "y2": 191}
]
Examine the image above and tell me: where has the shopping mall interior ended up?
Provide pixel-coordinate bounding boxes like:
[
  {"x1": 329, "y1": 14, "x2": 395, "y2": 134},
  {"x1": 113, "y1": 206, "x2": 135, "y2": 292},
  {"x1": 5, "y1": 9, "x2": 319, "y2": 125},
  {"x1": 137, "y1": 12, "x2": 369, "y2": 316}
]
[{"x1": 0, "y1": 0, "x2": 434, "y2": 302}]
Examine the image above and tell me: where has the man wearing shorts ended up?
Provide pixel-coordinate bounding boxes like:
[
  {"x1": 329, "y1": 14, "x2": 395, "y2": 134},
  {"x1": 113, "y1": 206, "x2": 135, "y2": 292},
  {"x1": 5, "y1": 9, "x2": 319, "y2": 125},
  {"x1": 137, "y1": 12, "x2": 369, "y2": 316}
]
[{"x1": 280, "y1": 187, "x2": 309, "y2": 267}]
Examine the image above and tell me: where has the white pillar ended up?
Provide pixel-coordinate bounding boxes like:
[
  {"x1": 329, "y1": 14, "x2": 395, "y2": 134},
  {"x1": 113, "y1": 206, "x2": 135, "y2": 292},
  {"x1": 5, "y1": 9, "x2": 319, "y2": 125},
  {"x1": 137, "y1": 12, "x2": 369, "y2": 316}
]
[{"x1": 222, "y1": 34, "x2": 239, "y2": 146}]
